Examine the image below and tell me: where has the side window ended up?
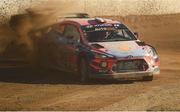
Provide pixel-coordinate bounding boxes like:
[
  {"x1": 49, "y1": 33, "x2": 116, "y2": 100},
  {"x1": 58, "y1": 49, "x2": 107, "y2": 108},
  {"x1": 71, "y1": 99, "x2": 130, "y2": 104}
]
[
  {"x1": 122, "y1": 29, "x2": 132, "y2": 39},
  {"x1": 117, "y1": 29, "x2": 124, "y2": 37},
  {"x1": 64, "y1": 25, "x2": 80, "y2": 41}
]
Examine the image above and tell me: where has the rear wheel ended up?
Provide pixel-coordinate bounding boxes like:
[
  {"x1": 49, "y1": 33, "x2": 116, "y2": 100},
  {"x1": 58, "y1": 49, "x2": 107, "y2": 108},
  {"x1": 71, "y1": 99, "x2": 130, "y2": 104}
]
[
  {"x1": 79, "y1": 59, "x2": 90, "y2": 83},
  {"x1": 143, "y1": 76, "x2": 153, "y2": 81}
]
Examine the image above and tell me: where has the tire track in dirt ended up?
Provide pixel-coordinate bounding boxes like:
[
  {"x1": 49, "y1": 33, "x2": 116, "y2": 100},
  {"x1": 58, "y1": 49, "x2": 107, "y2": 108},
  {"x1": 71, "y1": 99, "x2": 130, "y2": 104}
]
[
  {"x1": 100, "y1": 83, "x2": 180, "y2": 111},
  {"x1": 36, "y1": 79, "x2": 173, "y2": 110}
]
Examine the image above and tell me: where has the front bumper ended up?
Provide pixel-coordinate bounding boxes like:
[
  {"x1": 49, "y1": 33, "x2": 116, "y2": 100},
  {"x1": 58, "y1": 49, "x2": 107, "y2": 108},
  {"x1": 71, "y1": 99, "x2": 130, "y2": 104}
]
[{"x1": 89, "y1": 71, "x2": 153, "y2": 80}]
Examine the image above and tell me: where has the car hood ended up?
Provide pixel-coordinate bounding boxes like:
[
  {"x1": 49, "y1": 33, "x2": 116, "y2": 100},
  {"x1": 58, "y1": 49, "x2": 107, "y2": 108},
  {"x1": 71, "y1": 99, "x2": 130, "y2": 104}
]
[{"x1": 90, "y1": 41, "x2": 149, "y2": 58}]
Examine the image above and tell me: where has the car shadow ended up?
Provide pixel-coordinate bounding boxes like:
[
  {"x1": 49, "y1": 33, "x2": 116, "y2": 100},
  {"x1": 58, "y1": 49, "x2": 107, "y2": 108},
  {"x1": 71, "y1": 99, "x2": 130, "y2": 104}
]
[{"x1": 0, "y1": 68, "x2": 135, "y2": 85}]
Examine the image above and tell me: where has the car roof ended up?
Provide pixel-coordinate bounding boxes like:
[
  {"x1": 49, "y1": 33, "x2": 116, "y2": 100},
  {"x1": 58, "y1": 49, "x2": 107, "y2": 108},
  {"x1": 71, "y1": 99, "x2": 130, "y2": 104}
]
[{"x1": 60, "y1": 18, "x2": 121, "y2": 26}]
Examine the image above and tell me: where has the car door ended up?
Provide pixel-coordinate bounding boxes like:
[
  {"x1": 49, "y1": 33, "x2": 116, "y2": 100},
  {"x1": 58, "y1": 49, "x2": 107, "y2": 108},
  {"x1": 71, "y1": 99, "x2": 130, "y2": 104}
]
[
  {"x1": 44, "y1": 24, "x2": 67, "y2": 70},
  {"x1": 62, "y1": 24, "x2": 81, "y2": 72}
]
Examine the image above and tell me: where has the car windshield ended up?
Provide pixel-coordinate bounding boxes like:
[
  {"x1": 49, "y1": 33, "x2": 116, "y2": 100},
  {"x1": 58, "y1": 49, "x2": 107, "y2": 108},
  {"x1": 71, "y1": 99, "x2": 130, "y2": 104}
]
[{"x1": 82, "y1": 24, "x2": 137, "y2": 42}]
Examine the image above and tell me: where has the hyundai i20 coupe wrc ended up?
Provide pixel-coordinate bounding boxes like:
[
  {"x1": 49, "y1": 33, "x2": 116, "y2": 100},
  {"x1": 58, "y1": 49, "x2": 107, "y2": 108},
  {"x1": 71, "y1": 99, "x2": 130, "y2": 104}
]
[{"x1": 35, "y1": 14, "x2": 160, "y2": 82}]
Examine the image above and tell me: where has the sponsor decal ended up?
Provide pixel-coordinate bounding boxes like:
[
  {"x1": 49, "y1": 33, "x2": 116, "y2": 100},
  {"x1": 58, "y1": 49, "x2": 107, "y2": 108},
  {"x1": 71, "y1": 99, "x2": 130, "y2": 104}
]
[{"x1": 119, "y1": 44, "x2": 132, "y2": 52}]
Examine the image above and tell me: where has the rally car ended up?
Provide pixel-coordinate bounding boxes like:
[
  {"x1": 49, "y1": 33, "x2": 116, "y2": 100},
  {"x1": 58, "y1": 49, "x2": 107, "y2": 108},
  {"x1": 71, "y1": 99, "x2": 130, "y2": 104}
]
[{"x1": 34, "y1": 14, "x2": 160, "y2": 82}]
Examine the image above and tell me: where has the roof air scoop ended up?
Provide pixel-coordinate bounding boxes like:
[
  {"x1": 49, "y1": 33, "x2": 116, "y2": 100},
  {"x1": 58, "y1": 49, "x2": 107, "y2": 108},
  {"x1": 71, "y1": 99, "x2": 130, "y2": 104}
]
[{"x1": 95, "y1": 17, "x2": 106, "y2": 23}]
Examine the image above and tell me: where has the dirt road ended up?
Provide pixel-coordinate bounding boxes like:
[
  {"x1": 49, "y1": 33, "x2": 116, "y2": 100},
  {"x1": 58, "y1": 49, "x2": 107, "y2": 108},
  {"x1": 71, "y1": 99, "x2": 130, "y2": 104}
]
[{"x1": 0, "y1": 14, "x2": 180, "y2": 111}]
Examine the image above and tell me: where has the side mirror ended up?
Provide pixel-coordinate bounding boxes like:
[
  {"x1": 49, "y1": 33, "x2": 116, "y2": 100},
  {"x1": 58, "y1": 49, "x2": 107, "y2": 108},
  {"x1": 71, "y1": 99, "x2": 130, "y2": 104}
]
[{"x1": 134, "y1": 32, "x2": 139, "y2": 38}]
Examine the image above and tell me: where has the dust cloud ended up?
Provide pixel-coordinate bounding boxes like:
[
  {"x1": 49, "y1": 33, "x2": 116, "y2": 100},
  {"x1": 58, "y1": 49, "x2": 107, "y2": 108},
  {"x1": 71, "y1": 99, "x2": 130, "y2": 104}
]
[
  {"x1": 0, "y1": 0, "x2": 180, "y2": 62},
  {"x1": 0, "y1": 0, "x2": 79, "y2": 62}
]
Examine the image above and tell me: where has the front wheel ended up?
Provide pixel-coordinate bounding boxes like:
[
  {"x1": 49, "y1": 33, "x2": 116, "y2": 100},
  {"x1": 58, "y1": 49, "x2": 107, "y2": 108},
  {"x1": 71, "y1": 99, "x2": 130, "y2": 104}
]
[
  {"x1": 79, "y1": 59, "x2": 90, "y2": 83},
  {"x1": 143, "y1": 76, "x2": 153, "y2": 81}
]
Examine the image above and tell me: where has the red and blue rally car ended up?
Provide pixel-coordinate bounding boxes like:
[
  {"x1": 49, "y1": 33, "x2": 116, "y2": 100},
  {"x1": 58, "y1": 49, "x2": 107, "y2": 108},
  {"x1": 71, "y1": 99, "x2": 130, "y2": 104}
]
[{"x1": 35, "y1": 14, "x2": 160, "y2": 82}]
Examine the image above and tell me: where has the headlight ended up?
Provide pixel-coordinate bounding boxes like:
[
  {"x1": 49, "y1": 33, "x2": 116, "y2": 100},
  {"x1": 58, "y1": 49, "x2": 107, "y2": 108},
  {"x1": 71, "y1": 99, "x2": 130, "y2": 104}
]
[
  {"x1": 94, "y1": 52, "x2": 108, "y2": 58},
  {"x1": 91, "y1": 50, "x2": 108, "y2": 59},
  {"x1": 149, "y1": 46, "x2": 159, "y2": 63},
  {"x1": 91, "y1": 50, "x2": 114, "y2": 59},
  {"x1": 148, "y1": 45, "x2": 158, "y2": 57}
]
